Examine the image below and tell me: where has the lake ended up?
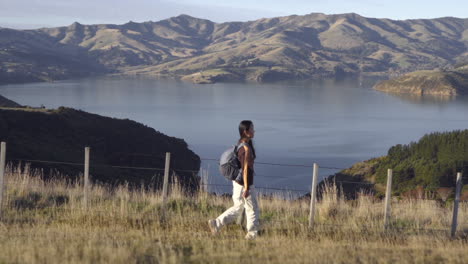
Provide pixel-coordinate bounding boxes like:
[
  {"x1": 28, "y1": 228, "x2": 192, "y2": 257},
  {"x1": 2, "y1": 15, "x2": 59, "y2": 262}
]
[{"x1": 1, "y1": 76, "x2": 468, "y2": 196}]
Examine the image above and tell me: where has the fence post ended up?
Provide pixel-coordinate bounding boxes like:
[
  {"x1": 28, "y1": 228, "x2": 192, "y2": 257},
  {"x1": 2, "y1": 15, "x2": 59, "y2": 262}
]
[
  {"x1": 201, "y1": 166, "x2": 210, "y2": 193},
  {"x1": 162, "y1": 152, "x2": 171, "y2": 204},
  {"x1": 308, "y1": 163, "x2": 319, "y2": 229},
  {"x1": 451, "y1": 172, "x2": 462, "y2": 238},
  {"x1": 0, "y1": 142, "x2": 6, "y2": 217},
  {"x1": 384, "y1": 169, "x2": 393, "y2": 230},
  {"x1": 83, "y1": 147, "x2": 90, "y2": 209}
]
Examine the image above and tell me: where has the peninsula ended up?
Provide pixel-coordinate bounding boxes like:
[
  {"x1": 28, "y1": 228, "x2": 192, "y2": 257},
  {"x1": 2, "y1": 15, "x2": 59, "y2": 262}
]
[{"x1": 373, "y1": 66, "x2": 468, "y2": 96}]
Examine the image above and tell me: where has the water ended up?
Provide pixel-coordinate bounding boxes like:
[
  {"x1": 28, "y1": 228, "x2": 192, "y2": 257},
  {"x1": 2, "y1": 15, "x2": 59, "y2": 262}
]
[{"x1": 2, "y1": 76, "x2": 468, "y2": 196}]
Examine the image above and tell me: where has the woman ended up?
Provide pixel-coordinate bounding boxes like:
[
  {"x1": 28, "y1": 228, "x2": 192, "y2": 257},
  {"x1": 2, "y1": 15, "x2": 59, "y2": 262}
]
[{"x1": 208, "y1": 120, "x2": 260, "y2": 240}]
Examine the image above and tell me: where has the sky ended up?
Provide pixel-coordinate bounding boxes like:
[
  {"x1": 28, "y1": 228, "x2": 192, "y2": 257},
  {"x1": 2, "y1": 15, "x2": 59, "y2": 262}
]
[{"x1": 0, "y1": 0, "x2": 467, "y2": 29}]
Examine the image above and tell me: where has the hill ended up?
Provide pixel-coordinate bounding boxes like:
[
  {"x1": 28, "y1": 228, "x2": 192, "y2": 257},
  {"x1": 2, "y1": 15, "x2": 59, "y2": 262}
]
[
  {"x1": 0, "y1": 107, "x2": 200, "y2": 190},
  {"x1": 373, "y1": 67, "x2": 468, "y2": 96},
  {"x1": 0, "y1": 94, "x2": 21, "y2": 107},
  {"x1": 0, "y1": 27, "x2": 107, "y2": 84},
  {"x1": 0, "y1": 13, "x2": 467, "y2": 84},
  {"x1": 326, "y1": 130, "x2": 468, "y2": 199}
]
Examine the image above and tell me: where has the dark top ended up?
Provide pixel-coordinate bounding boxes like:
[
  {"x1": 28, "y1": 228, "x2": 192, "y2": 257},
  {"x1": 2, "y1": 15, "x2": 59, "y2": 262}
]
[{"x1": 235, "y1": 143, "x2": 255, "y2": 187}]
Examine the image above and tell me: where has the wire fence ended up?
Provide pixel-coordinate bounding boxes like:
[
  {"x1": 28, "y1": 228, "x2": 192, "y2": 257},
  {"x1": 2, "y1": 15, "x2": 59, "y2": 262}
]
[
  {"x1": 200, "y1": 157, "x2": 348, "y2": 170},
  {"x1": 4, "y1": 156, "x2": 463, "y2": 195},
  {"x1": 4, "y1": 156, "x2": 373, "y2": 194},
  {"x1": 0, "y1": 144, "x2": 466, "y2": 238}
]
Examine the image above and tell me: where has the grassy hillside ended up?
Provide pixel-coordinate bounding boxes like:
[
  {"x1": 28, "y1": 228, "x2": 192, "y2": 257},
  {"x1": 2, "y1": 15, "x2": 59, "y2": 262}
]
[
  {"x1": 0, "y1": 107, "x2": 200, "y2": 190},
  {"x1": 1, "y1": 13, "x2": 467, "y2": 84},
  {"x1": 374, "y1": 68, "x2": 468, "y2": 96},
  {"x1": 0, "y1": 27, "x2": 106, "y2": 84},
  {"x1": 329, "y1": 130, "x2": 468, "y2": 198},
  {"x1": 0, "y1": 166, "x2": 466, "y2": 263}
]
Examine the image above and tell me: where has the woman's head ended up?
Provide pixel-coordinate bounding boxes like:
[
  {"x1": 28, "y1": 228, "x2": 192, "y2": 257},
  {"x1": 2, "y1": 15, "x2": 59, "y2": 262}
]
[
  {"x1": 238, "y1": 120, "x2": 255, "y2": 140},
  {"x1": 238, "y1": 120, "x2": 256, "y2": 159}
]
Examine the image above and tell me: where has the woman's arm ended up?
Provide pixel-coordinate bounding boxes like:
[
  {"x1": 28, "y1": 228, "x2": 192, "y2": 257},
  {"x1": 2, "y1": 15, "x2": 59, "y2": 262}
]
[{"x1": 242, "y1": 145, "x2": 250, "y2": 198}]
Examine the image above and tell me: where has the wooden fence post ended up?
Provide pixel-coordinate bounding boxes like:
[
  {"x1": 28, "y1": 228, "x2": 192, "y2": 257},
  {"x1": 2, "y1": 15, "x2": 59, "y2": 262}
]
[
  {"x1": 0, "y1": 142, "x2": 6, "y2": 217},
  {"x1": 384, "y1": 169, "x2": 393, "y2": 230},
  {"x1": 308, "y1": 163, "x2": 319, "y2": 229},
  {"x1": 162, "y1": 152, "x2": 171, "y2": 204},
  {"x1": 451, "y1": 172, "x2": 462, "y2": 238},
  {"x1": 204, "y1": 168, "x2": 208, "y2": 192},
  {"x1": 200, "y1": 165, "x2": 212, "y2": 193},
  {"x1": 83, "y1": 147, "x2": 90, "y2": 209},
  {"x1": 199, "y1": 169, "x2": 205, "y2": 193}
]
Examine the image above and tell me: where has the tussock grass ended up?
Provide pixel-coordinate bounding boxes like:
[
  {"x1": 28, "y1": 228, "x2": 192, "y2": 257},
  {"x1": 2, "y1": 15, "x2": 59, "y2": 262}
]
[{"x1": 0, "y1": 164, "x2": 467, "y2": 263}]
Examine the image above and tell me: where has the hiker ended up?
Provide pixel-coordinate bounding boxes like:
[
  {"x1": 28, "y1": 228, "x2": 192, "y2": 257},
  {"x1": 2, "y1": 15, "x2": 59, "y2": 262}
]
[{"x1": 209, "y1": 120, "x2": 260, "y2": 240}]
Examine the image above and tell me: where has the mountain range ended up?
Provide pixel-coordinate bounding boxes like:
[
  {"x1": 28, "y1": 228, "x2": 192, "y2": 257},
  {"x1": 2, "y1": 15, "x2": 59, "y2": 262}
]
[{"x1": 0, "y1": 13, "x2": 467, "y2": 84}]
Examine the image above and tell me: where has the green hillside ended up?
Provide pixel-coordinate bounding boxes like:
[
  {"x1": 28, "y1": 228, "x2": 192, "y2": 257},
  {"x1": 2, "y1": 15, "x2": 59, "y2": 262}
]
[
  {"x1": 374, "y1": 130, "x2": 468, "y2": 191},
  {"x1": 329, "y1": 130, "x2": 468, "y2": 198}
]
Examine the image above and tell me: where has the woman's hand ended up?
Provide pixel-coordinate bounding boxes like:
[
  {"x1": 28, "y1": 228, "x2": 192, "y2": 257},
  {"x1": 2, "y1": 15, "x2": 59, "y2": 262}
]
[{"x1": 242, "y1": 188, "x2": 250, "y2": 198}]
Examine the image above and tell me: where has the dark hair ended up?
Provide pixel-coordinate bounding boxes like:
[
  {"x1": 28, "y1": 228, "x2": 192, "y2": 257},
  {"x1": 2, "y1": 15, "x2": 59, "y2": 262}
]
[{"x1": 238, "y1": 120, "x2": 256, "y2": 159}]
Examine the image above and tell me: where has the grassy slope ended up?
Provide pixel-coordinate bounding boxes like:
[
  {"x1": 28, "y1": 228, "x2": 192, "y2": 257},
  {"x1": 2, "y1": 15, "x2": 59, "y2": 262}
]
[
  {"x1": 0, "y1": 27, "x2": 106, "y2": 84},
  {"x1": 374, "y1": 69, "x2": 468, "y2": 96},
  {"x1": 0, "y1": 166, "x2": 467, "y2": 263}
]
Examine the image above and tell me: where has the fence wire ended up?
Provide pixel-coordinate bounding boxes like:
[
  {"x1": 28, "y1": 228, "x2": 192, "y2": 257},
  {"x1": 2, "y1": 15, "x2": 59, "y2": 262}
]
[
  {"x1": 5, "y1": 157, "x2": 466, "y2": 197},
  {"x1": 200, "y1": 157, "x2": 347, "y2": 170}
]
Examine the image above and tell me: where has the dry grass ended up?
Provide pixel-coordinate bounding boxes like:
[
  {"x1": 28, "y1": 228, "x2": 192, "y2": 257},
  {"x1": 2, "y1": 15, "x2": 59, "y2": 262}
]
[{"x1": 0, "y1": 164, "x2": 467, "y2": 264}]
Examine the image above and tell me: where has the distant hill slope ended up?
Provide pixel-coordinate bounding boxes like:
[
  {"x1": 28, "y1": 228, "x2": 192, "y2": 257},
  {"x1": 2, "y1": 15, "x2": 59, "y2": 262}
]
[
  {"x1": 0, "y1": 27, "x2": 107, "y2": 84},
  {"x1": 1, "y1": 13, "x2": 467, "y2": 84},
  {"x1": 0, "y1": 107, "x2": 200, "y2": 190},
  {"x1": 0, "y1": 95, "x2": 21, "y2": 107},
  {"x1": 373, "y1": 66, "x2": 468, "y2": 96},
  {"x1": 327, "y1": 130, "x2": 468, "y2": 200}
]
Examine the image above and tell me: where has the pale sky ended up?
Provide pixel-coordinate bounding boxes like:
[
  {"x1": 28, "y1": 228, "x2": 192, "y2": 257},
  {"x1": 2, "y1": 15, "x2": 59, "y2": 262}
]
[{"x1": 0, "y1": 0, "x2": 467, "y2": 29}]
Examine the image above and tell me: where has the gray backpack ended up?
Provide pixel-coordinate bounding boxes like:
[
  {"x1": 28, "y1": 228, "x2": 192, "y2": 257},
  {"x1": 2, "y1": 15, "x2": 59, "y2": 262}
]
[{"x1": 219, "y1": 142, "x2": 247, "y2": 181}]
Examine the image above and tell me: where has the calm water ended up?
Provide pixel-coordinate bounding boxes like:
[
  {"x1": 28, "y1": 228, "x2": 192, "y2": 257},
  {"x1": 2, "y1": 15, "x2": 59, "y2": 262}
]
[{"x1": 1, "y1": 76, "x2": 468, "y2": 196}]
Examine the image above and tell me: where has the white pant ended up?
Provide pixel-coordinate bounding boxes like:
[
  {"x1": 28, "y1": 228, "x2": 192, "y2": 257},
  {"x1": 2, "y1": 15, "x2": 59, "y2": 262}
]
[{"x1": 215, "y1": 181, "x2": 260, "y2": 233}]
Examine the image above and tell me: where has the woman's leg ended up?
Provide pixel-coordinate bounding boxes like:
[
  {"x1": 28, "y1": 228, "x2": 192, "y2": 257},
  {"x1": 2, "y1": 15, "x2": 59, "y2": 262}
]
[
  {"x1": 214, "y1": 181, "x2": 245, "y2": 229},
  {"x1": 244, "y1": 185, "x2": 260, "y2": 237}
]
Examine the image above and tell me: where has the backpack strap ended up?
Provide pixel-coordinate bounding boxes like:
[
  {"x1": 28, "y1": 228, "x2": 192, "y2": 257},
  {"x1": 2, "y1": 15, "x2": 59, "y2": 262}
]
[{"x1": 235, "y1": 142, "x2": 248, "y2": 153}]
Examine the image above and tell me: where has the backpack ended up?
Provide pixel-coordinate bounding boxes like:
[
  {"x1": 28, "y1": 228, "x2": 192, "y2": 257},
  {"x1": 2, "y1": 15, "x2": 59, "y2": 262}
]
[{"x1": 219, "y1": 142, "x2": 247, "y2": 181}]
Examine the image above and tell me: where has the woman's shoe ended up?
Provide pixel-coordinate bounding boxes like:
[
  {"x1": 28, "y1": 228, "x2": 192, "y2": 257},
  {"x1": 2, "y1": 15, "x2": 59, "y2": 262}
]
[
  {"x1": 245, "y1": 231, "x2": 257, "y2": 240},
  {"x1": 208, "y1": 219, "x2": 219, "y2": 235}
]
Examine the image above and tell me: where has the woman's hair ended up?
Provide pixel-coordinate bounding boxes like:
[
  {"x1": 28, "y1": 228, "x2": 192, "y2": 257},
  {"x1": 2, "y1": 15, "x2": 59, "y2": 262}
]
[{"x1": 238, "y1": 120, "x2": 256, "y2": 159}]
